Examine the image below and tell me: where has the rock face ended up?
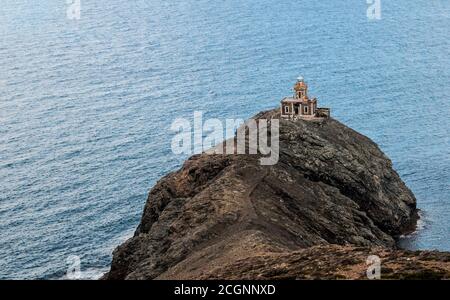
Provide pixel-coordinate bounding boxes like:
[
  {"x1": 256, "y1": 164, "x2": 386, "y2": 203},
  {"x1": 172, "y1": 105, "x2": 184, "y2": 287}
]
[{"x1": 104, "y1": 109, "x2": 449, "y2": 280}]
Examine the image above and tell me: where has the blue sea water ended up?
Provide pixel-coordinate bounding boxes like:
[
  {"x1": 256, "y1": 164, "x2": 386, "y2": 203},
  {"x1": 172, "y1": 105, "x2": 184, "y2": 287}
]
[{"x1": 0, "y1": 0, "x2": 449, "y2": 279}]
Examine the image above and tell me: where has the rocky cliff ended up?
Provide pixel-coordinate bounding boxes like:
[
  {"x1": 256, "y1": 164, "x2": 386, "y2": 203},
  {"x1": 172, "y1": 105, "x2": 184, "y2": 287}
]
[{"x1": 104, "y1": 109, "x2": 450, "y2": 280}]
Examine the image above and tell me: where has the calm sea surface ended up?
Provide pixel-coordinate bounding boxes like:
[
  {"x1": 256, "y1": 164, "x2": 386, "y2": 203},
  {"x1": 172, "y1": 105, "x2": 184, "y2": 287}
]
[{"x1": 0, "y1": 0, "x2": 449, "y2": 279}]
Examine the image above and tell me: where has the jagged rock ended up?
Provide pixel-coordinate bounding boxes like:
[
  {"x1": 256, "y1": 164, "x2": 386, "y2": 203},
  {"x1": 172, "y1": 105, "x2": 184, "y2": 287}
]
[{"x1": 104, "y1": 109, "x2": 449, "y2": 280}]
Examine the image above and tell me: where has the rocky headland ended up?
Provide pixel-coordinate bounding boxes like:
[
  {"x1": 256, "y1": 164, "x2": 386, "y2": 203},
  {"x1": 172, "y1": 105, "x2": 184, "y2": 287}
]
[{"x1": 104, "y1": 109, "x2": 450, "y2": 280}]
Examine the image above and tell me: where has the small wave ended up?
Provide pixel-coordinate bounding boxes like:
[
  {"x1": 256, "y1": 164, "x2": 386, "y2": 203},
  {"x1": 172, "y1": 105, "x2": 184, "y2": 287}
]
[{"x1": 400, "y1": 210, "x2": 426, "y2": 238}]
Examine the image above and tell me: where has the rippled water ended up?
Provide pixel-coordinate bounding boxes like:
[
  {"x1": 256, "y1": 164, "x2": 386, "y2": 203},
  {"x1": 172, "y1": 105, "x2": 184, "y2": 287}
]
[{"x1": 0, "y1": 0, "x2": 449, "y2": 279}]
